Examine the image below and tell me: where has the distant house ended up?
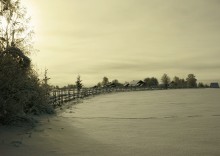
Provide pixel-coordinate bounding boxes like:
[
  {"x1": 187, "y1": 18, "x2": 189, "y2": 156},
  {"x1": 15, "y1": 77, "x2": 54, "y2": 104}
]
[
  {"x1": 107, "y1": 83, "x2": 116, "y2": 88},
  {"x1": 103, "y1": 83, "x2": 109, "y2": 88},
  {"x1": 102, "y1": 82, "x2": 116, "y2": 88},
  {"x1": 169, "y1": 81, "x2": 175, "y2": 88},
  {"x1": 210, "y1": 82, "x2": 219, "y2": 88},
  {"x1": 129, "y1": 80, "x2": 145, "y2": 87},
  {"x1": 92, "y1": 85, "x2": 98, "y2": 88},
  {"x1": 124, "y1": 82, "x2": 130, "y2": 87}
]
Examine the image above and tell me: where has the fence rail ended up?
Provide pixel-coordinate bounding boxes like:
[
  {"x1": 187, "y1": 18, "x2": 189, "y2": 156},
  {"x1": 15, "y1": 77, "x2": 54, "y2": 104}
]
[{"x1": 49, "y1": 87, "x2": 154, "y2": 107}]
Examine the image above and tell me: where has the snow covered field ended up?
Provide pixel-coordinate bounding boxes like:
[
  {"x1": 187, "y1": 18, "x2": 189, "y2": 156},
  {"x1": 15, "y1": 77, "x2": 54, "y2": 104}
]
[
  {"x1": 1, "y1": 89, "x2": 220, "y2": 156},
  {"x1": 61, "y1": 88, "x2": 220, "y2": 156}
]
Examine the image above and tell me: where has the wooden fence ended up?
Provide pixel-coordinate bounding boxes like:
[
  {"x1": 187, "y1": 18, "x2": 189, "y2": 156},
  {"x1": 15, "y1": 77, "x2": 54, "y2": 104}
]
[{"x1": 49, "y1": 87, "x2": 153, "y2": 107}]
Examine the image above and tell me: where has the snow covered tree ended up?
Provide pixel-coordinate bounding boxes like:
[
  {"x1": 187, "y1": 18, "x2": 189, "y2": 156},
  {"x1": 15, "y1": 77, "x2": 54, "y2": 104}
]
[{"x1": 0, "y1": 0, "x2": 34, "y2": 53}]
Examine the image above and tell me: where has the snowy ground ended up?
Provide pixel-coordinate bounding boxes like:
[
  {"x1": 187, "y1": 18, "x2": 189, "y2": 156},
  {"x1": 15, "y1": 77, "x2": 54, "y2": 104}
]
[
  {"x1": 1, "y1": 89, "x2": 220, "y2": 156},
  {"x1": 61, "y1": 89, "x2": 220, "y2": 156}
]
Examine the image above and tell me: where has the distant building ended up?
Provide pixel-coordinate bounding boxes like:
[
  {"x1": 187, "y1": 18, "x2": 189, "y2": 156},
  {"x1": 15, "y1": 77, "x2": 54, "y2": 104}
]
[
  {"x1": 107, "y1": 83, "x2": 116, "y2": 88},
  {"x1": 103, "y1": 82, "x2": 113, "y2": 88},
  {"x1": 210, "y1": 82, "x2": 219, "y2": 88},
  {"x1": 123, "y1": 82, "x2": 130, "y2": 87},
  {"x1": 129, "y1": 80, "x2": 145, "y2": 87},
  {"x1": 169, "y1": 81, "x2": 175, "y2": 88}
]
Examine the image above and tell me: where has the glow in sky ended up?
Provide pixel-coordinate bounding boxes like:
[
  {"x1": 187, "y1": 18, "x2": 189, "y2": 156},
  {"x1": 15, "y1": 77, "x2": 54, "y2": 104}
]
[{"x1": 22, "y1": 0, "x2": 220, "y2": 86}]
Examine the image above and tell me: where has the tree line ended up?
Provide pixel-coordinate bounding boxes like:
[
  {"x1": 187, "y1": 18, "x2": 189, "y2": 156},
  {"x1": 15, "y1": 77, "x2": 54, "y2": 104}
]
[
  {"x1": 57, "y1": 73, "x2": 208, "y2": 94},
  {"x1": 160, "y1": 73, "x2": 208, "y2": 89},
  {"x1": 90, "y1": 73, "x2": 208, "y2": 89}
]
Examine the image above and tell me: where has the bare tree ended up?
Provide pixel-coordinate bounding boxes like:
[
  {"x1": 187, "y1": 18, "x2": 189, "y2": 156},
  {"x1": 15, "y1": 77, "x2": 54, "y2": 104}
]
[
  {"x1": 161, "y1": 73, "x2": 170, "y2": 89},
  {"x1": 0, "y1": 0, "x2": 33, "y2": 53}
]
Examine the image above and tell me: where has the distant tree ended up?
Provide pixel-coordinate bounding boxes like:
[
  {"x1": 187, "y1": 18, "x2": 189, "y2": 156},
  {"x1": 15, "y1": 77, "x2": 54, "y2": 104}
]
[
  {"x1": 198, "y1": 82, "x2": 204, "y2": 88},
  {"x1": 111, "y1": 79, "x2": 123, "y2": 87},
  {"x1": 62, "y1": 86, "x2": 67, "y2": 89},
  {"x1": 171, "y1": 76, "x2": 188, "y2": 88},
  {"x1": 204, "y1": 84, "x2": 209, "y2": 88},
  {"x1": 186, "y1": 74, "x2": 197, "y2": 88},
  {"x1": 144, "y1": 77, "x2": 158, "y2": 87},
  {"x1": 97, "y1": 82, "x2": 102, "y2": 88},
  {"x1": 173, "y1": 76, "x2": 181, "y2": 88},
  {"x1": 52, "y1": 85, "x2": 59, "y2": 89},
  {"x1": 173, "y1": 76, "x2": 180, "y2": 88},
  {"x1": 161, "y1": 73, "x2": 170, "y2": 89},
  {"x1": 62, "y1": 84, "x2": 75, "y2": 89},
  {"x1": 112, "y1": 79, "x2": 119, "y2": 84},
  {"x1": 67, "y1": 84, "x2": 75, "y2": 89},
  {"x1": 179, "y1": 78, "x2": 187, "y2": 88},
  {"x1": 144, "y1": 78, "x2": 151, "y2": 87},
  {"x1": 75, "y1": 75, "x2": 83, "y2": 97},
  {"x1": 150, "y1": 77, "x2": 159, "y2": 87},
  {"x1": 42, "y1": 69, "x2": 51, "y2": 96},
  {"x1": 102, "y1": 76, "x2": 109, "y2": 87}
]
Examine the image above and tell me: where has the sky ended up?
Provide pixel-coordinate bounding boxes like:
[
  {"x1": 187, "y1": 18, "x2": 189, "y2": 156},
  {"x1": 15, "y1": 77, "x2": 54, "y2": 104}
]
[{"x1": 22, "y1": 0, "x2": 220, "y2": 86}]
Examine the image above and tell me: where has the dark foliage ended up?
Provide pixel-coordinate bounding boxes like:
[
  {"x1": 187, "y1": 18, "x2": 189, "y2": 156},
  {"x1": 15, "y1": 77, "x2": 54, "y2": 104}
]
[
  {"x1": 186, "y1": 74, "x2": 197, "y2": 88},
  {"x1": 0, "y1": 47, "x2": 53, "y2": 124},
  {"x1": 144, "y1": 77, "x2": 158, "y2": 88},
  {"x1": 161, "y1": 73, "x2": 171, "y2": 89},
  {"x1": 76, "y1": 75, "x2": 83, "y2": 97}
]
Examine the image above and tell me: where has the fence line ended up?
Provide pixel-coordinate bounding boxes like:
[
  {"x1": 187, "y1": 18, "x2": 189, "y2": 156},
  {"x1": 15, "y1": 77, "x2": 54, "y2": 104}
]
[{"x1": 49, "y1": 87, "x2": 153, "y2": 107}]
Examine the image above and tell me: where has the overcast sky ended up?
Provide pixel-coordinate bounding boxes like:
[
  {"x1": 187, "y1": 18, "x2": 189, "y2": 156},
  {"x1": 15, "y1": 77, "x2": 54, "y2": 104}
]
[{"x1": 22, "y1": 0, "x2": 220, "y2": 86}]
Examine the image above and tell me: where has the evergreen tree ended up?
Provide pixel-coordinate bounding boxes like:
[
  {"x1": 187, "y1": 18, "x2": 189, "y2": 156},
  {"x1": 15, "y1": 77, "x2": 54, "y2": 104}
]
[{"x1": 76, "y1": 75, "x2": 83, "y2": 97}]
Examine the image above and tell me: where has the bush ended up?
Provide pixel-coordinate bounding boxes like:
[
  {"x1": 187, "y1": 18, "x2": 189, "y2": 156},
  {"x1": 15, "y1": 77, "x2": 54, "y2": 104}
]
[{"x1": 0, "y1": 47, "x2": 54, "y2": 124}]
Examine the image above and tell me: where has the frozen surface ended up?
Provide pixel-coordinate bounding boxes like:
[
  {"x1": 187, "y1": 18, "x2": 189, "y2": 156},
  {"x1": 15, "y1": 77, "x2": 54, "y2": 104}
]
[
  {"x1": 61, "y1": 89, "x2": 220, "y2": 155},
  {"x1": 1, "y1": 89, "x2": 220, "y2": 156}
]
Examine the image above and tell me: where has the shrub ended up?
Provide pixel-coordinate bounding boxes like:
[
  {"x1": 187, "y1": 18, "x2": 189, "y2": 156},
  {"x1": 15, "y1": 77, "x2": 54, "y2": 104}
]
[{"x1": 0, "y1": 47, "x2": 54, "y2": 124}]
